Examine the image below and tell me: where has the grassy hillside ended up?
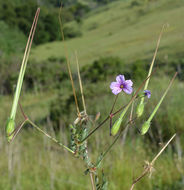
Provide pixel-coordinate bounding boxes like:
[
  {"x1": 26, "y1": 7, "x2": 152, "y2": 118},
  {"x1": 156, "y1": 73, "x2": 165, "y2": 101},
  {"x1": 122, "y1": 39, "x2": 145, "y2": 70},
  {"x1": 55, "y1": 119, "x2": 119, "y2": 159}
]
[{"x1": 31, "y1": 0, "x2": 184, "y2": 67}]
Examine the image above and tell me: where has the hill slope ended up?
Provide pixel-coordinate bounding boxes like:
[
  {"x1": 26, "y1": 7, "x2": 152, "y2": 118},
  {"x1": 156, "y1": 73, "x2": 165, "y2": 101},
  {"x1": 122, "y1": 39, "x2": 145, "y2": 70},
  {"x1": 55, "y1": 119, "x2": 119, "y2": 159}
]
[{"x1": 31, "y1": 0, "x2": 184, "y2": 67}]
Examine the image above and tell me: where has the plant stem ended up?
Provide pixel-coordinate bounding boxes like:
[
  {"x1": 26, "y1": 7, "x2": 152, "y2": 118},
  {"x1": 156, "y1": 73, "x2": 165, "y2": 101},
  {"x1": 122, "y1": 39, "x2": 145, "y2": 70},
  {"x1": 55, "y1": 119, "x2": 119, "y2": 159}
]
[
  {"x1": 90, "y1": 172, "x2": 96, "y2": 190},
  {"x1": 95, "y1": 118, "x2": 136, "y2": 167},
  {"x1": 27, "y1": 119, "x2": 74, "y2": 154},
  {"x1": 75, "y1": 51, "x2": 87, "y2": 115},
  {"x1": 80, "y1": 116, "x2": 110, "y2": 143},
  {"x1": 129, "y1": 133, "x2": 176, "y2": 190},
  {"x1": 59, "y1": 5, "x2": 80, "y2": 115}
]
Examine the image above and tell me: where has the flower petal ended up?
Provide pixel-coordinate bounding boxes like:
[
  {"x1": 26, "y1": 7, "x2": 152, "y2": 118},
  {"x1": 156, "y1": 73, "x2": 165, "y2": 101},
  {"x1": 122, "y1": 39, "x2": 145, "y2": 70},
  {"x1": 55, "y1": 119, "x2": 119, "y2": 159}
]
[
  {"x1": 112, "y1": 88, "x2": 122, "y2": 95},
  {"x1": 123, "y1": 86, "x2": 133, "y2": 94},
  {"x1": 144, "y1": 90, "x2": 151, "y2": 98},
  {"x1": 116, "y1": 75, "x2": 125, "y2": 83},
  {"x1": 110, "y1": 82, "x2": 120, "y2": 90},
  {"x1": 124, "y1": 80, "x2": 133, "y2": 87}
]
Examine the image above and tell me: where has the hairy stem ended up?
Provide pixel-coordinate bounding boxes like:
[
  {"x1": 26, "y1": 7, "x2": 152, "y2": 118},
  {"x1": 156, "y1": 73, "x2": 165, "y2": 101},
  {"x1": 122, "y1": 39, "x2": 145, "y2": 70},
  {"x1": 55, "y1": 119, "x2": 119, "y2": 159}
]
[{"x1": 27, "y1": 119, "x2": 74, "y2": 154}]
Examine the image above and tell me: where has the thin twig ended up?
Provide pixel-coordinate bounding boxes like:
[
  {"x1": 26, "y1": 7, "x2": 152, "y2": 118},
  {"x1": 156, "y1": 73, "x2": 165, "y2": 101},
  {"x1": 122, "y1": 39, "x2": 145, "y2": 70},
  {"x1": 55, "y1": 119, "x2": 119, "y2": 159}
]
[
  {"x1": 130, "y1": 134, "x2": 176, "y2": 190},
  {"x1": 95, "y1": 117, "x2": 137, "y2": 167},
  {"x1": 90, "y1": 172, "x2": 96, "y2": 190},
  {"x1": 80, "y1": 116, "x2": 110, "y2": 143},
  {"x1": 110, "y1": 94, "x2": 119, "y2": 114},
  {"x1": 109, "y1": 94, "x2": 119, "y2": 135},
  {"x1": 151, "y1": 134, "x2": 176, "y2": 165},
  {"x1": 75, "y1": 51, "x2": 87, "y2": 115},
  {"x1": 19, "y1": 102, "x2": 28, "y2": 120},
  {"x1": 129, "y1": 94, "x2": 135, "y2": 123},
  {"x1": 27, "y1": 119, "x2": 74, "y2": 154},
  {"x1": 9, "y1": 119, "x2": 28, "y2": 142},
  {"x1": 58, "y1": 4, "x2": 80, "y2": 115}
]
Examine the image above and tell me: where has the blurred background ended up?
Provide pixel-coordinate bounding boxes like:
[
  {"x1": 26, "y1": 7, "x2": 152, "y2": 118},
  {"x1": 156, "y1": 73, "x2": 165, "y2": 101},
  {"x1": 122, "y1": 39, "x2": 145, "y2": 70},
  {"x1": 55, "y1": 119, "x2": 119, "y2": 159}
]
[{"x1": 0, "y1": 0, "x2": 184, "y2": 189}]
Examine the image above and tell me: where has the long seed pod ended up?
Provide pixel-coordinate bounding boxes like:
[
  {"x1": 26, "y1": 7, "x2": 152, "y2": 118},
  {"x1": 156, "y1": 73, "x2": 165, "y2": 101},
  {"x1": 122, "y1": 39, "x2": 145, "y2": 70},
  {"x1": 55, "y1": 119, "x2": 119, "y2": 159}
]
[
  {"x1": 5, "y1": 8, "x2": 40, "y2": 142},
  {"x1": 136, "y1": 25, "x2": 166, "y2": 118},
  {"x1": 141, "y1": 72, "x2": 177, "y2": 135}
]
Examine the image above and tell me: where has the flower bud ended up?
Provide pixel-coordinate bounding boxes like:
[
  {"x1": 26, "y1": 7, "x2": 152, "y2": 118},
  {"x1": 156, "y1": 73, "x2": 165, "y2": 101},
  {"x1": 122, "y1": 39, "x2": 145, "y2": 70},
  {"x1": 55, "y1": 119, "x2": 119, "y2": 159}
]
[
  {"x1": 136, "y1": 102, "x2": 144, "y2": 118},
  {"x1": 5, "y1": 118, "x2": 15, "y2": 142},
  {"x1": 141, "y1": 121, "x2": 151, "y2": 135},
  {"x1": 111, "y1": 118, "x2": 122, "y2": 136}
]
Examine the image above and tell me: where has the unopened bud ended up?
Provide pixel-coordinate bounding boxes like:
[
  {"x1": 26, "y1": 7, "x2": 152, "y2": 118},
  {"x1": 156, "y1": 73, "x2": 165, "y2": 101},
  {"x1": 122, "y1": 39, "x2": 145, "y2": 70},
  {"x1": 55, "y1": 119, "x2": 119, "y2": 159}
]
[
  {"x1": 136, "y1": 102, "x2": 144, "y2": 118},
  {"x1": 141, "y1": 121, "x2": 151, "y2": 135},
  {"x1": 111, "y1": 118, "x2": 122, "y2": 136},
  {"x1": 5, "y1": 118, "x2": 15, "y2": 142}
]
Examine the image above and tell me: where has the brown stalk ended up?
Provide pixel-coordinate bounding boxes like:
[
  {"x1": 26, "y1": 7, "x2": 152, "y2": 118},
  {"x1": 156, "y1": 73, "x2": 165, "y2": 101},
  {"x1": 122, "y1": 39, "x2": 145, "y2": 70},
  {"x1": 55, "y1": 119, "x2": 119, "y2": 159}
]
[
  {"x1": 75, "y1": 51, "x2": 87, "y2": 115},
  {"x1": 130, "y1": 134, "x2": 176, "y2": 190},
  {"x1": 58, "y1": 4, "x2": 80, "y2": 115}
]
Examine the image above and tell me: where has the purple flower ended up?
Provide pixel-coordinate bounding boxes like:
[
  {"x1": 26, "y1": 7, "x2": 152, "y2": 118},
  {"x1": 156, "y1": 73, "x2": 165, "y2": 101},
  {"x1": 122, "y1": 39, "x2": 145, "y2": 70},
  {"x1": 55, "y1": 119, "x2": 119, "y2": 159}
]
[
  {"x1": 110, "y1": 75, "x2": 133, "y2": 95},
  {"x1": 144, "y1": 90, "x2": 151, "y2": 98}
]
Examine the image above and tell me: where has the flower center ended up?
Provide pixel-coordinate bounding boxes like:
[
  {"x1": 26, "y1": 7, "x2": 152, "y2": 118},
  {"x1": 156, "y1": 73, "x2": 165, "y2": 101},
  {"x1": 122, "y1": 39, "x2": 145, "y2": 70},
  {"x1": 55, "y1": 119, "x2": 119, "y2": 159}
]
[{"x1": 120, "y1": 84, "x2": 124, "y2": 89}]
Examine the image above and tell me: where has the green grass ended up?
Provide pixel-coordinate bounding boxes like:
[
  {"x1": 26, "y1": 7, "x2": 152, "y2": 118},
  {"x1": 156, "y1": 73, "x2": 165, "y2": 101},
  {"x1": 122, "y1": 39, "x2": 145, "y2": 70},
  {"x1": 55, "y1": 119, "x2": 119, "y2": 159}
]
[
  {"x1": 31, "y1": 0, "x2": 184, "y2": 68},
  {"x1": 0, "y1": 129, "x2": 182, "y2": 190}
]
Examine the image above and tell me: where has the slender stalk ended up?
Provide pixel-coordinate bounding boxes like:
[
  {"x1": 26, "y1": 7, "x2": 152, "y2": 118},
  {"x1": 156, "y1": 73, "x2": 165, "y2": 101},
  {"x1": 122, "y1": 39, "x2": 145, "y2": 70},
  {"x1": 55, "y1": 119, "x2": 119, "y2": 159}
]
[
  {"x1": 59, "y1": 5, "x2": 80, "y2": 115},
  {"x1": 80, "y1": 116, "x2": 110, "y2": 143},
  {"x1": 129, "y1": 96, "x2": 135, "y2": 123},
  {"x1": 95, "y1": 118, "x2": 136, "y2": 167},
  {"x1": 130, "y1": 134, "x2": 176, "y2": 190},
  {"x1": 90, "y1": 172, "x2": 96, "y2": 190},
  {"x1": 27, "y1": 119, "x2": 74, "y2": 154},
  {"x1": 9, "y1": 119, "x2": 28, "y2": 142},
  {"x1": 110, "y1": 94, "x2": 119, "y2": 135},
  {"x1": 75, "y1": 51, "x2": 87, "y2": 115},
  {"x1": 151, "y1": 134, "x2": 176, "y2": 165},
  {"x1": 110, "y1": 94, "x2": 119, "y2": 114}
]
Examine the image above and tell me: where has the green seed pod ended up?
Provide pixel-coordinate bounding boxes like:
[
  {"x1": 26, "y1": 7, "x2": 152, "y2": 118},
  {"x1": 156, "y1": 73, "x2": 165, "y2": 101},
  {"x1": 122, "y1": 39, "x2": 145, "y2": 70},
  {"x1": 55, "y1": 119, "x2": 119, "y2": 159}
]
[
  {"x1": 5, "y1": 118, "x2": 15, "y2": 142},
  {"x1": 141, "y1": 121, "x2": 151, "y2": 135},
  {"x1": 111, "y1": 118, "x2": 122, "y2": 136},
  {"x1": 136, "y1": 102, "x2": 144, "y2": 118}
]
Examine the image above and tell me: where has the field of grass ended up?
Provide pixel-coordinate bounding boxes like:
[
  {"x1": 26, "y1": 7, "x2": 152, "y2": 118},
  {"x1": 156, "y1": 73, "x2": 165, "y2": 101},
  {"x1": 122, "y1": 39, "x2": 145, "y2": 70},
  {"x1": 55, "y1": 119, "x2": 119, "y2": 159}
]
[
  {"x1": 31, "y1": 0, "x2": 184, "y2": 68},
  {"x1": 1, "y1": 75, "x2": 184, "y2": 189},
  {"x1": 0, "y1": 131, "x2": 182, "y2": 190}
]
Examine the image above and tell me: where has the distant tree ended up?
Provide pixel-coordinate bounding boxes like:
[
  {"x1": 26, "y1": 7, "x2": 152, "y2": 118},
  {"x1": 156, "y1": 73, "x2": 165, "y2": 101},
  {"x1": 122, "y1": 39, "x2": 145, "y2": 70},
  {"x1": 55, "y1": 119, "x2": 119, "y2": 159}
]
[
  {"x1": 44, "y1": 13, "x2": 59, "y2": 41},
  {"x1": 0, "y1": 1, "x2": 17, "y2": 26},
  {"x1": 95, "y1": 0, "x2": 111, "y2": 5},
  {"x1": 69, "y1": 2, "x2": 90, "y2": 19}
]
